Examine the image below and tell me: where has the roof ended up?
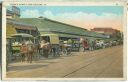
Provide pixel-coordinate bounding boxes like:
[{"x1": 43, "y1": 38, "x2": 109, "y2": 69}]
[
  {"x1": 88, "y1": 31, "x2": 109, "y2": 38},
  {"x1": 92, "y1": 27, "x2": 119, "y2": 32},
  {"x1": 7, "y1": 10, "x2": 13, "y2": 16},
  {"x1": 13, "y1": 17, "x2": 108, "y2": 39},
  {"x1": 40, "y1": 33, "x2": 59, "y2": 37},
  {"x1": 14, "y1": 18, "x2": 90, "y2": 36},
  {"x1": 7, "y1": 19, "x2": 37, "y2": 30},
  {"x1": 11, "y1": 33, "x2": 33, "y2": 38},
  {"x1": 40, "y1": 31, "x2": 81, "y2": 38}
]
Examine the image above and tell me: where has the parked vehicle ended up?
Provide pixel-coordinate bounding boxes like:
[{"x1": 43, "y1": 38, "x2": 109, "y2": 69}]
[
  {"x1": 7, "y1": 33, "x2": 35, "y2": 61},
  {"x1": 95, "y1": 40, "x2": 105, "y2": 49},
  {"x1": 72, "y1": 39, "x2": 80, "y2": 51},
  {"x1": 39, "y1": 34, "x2": 61, "y2": 57}
]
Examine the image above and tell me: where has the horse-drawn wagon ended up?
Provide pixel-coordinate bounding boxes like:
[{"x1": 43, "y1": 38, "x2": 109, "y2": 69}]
[
  {"x1": 7, "y1": 33, "x2": 35, "y2": 62},
  {"x1": 39, "y1": 34, "x2": 61, "y2": 57}
]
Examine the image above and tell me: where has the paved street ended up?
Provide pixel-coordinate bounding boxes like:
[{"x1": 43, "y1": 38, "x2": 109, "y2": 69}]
[{"x1": 7, "y1": 45, "x2": 123, "y2": 78}]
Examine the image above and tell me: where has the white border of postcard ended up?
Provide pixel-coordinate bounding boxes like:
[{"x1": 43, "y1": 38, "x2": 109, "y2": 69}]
[{"x1": 2, "y1": 1, "x2": 127, "y2": 81}]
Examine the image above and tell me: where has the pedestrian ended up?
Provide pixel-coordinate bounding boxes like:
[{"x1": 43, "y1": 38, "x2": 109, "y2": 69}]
[
  {"x1": 67, "y1": 39, "x2": 72, "y2": 48},
  {"x1": 90, "y1": 39, "x2": 96, "y2": 51},
  {"x1": 93, "y1": 40, "x2": 96, "y2": 50},
  {"x1": 82, "y1": 39, "x2": 88, "y2": 52}
]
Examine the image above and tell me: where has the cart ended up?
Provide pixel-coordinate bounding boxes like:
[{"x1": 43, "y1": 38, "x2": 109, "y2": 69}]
[{"x1": 40, "y1": 34, "x2": 61, "y2": 57}]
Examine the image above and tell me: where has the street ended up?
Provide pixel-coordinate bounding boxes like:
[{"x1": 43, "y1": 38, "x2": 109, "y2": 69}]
[{"x1": 7, "y1": 45, "x2": 123, "y2": 78}]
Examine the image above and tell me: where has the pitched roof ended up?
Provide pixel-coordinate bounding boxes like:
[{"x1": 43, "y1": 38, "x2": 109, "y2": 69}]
[
  {"x1": 14, "y1": 18, "x2": 90, "y2": 36},
  {"x1": 7, "y1": 19, "x2": 37, "y2": 30},
  {"x1": 11, "y1": 17, "x2": 108, "y2": 39}
]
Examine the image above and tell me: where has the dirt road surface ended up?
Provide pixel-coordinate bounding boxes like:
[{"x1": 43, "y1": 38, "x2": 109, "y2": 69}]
[{"x1": 7, "y1": 45, "x2": 123, "y2": 78}]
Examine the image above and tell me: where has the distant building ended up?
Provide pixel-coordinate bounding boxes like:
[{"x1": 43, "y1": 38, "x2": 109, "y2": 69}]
[
  {"x1": 7, "y1": 19, "x2": 39, "y2": 38},
  {"x1": 91, "y1": 27, "x2": 120, "y2": 38},
  {"x1": 6, "y1": 6, "x2": 20, "y2": 19},
  {"x1": 6, "y1": 6, "x2": 40, "y2": 37}
]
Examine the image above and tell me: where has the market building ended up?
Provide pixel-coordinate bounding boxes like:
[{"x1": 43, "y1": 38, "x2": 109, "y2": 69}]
[
  {"x1": 13, "y1": 17, "x2": 109, "y2": 40},
  {"x1": 7, "y1": 18, "x2": 109, "y2": 42},
  {"x1": 6, "y1": 6, "x2": 109, "y2": 41}
]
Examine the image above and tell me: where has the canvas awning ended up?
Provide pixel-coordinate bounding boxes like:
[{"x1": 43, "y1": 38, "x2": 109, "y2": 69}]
[
  {"x1": 11, "y1": 33, "x2": 33, "y2": 38},
  {"x1": 6, "y1": 24, "x2": 17, "y2": 38}
]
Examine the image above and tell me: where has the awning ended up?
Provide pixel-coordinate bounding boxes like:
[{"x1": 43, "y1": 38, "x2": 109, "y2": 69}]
[
  {"x1": 57, "y1": 33, "x2": 80, "y2": 38},
  {"x1": 11, "y1": 33, "x2": 33, "y2": 38},
  {"x1": 40, "y1": 32, "x2": 83, "y2": 38},
  {"x1": 6, "y1": 24, "x2": 17, "y2": 38}
]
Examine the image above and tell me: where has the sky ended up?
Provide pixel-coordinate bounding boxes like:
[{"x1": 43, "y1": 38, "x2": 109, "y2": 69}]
[{"x1": 10, "y1": 6, "x2": 124, "y2": 31}]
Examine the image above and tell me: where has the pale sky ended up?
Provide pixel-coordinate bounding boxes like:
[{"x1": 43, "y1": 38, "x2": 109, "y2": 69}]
[{"x1": 9, "y1": 6, "x2": 124, "y2": 31}]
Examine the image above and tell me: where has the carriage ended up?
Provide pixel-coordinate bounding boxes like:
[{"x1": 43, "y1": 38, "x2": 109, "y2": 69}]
[
  {"x1": 7, "y1": 33, "x2": 34, "y2": 60},
  {"x1": 39, "y1": 34, "x2": 61, "y2": 57}
]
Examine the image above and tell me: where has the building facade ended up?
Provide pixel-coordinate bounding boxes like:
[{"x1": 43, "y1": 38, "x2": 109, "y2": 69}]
[
  {"x1": 7, "y1": 19, "x2": 39, "y2": 38},
  {"x1": 6, "y1": 6, "x2": 39, "y2": 37},
  {"x1": 6, "y1": 6, "x2": 20, "y2": 19},
  {"x1": 91, "y1": 27, "x2": 121, "y2": 38}
]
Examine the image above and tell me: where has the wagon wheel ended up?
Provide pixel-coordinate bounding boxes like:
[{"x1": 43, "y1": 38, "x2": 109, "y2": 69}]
[
  {"x1": 50, "y1": 48, "x2": 55, "y2": 57},
  {"x1": 67, "y1": 48, "x2": 72, "y2": 55},
  {"x1": 55, "y1": 47, "x2": 61, "y2": 56},
  {"x1": 58, "y1": 48, "x2": 62, "y2": 56},
  {"x1": 62, "y1": 49, "x2": 68, "y2": 55}
]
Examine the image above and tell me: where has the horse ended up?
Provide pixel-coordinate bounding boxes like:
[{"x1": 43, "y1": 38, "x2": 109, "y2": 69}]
[
  {"x1": 20, "y1": 44, "x2": 28, "y2": 62},
  {"x1": 32, "y1": 44, "x2": 40, "y2": 60},
  {"x1": 27, "y1": 44, "x2": 34, "y2": 63},
  {"x1": 40, "y1": 42, "x2": 51, "y2": 58},
  {"x1": 20, "y1": 43, "x2": 35, "y2": 63}
]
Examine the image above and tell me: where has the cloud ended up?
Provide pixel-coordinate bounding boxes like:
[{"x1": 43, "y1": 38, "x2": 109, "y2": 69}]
[
  {"x1": 20, "y1": 9, "x2": 123, "y2": 31},
  {"x1": 42, "y1": 10, "x2": 123, "y2": 31},
  {"x1": 21, "y1": 9, "x2": 41, "y2": 18}
]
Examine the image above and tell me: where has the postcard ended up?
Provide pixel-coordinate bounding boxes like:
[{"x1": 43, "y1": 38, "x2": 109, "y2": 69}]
[{"x1": 2, "y1": 1, "x2": 127, "y2": 80}]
